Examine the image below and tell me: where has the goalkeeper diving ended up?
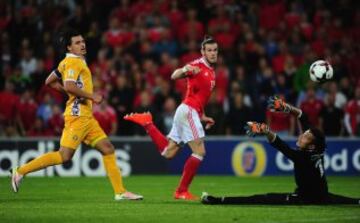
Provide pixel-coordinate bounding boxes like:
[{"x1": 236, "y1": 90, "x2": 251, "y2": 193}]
[{"x1": 201, "y1": 96, "x2": 360, "y2": 205}]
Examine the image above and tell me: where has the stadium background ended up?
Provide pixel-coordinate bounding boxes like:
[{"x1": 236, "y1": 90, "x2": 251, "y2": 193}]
[
  {"x1": 0, "y1": 1, "x2": 359, "y2": 222},
  {"x1": 0, "y1": 0, "x2": 359, "y2": 175},
  {"x1": 0, "y1": 0, "x2": 359, "y2": 138}
]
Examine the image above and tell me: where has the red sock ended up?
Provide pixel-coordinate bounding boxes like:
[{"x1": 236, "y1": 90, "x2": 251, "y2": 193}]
[
  {"x1": 144, "y1": 123, "x2": 168, "y2": 154},
  {"x1": 176, "y1": 154, "x2": 203, "y2": 193}
]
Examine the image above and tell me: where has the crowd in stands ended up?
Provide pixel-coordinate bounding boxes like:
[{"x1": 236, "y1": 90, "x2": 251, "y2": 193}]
[{"x1": 0, "y1": 0, "x2": 359, "y2": 138}]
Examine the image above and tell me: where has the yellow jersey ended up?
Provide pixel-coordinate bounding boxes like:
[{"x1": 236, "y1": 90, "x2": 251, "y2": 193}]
[{"x1": 58, "y1": 53, "x2": 93, "y2": 117}]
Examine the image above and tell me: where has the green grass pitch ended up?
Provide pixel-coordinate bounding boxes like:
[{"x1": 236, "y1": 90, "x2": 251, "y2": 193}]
[{"x1": 0, "y1": 176, "x2": 359, "y2": 223}]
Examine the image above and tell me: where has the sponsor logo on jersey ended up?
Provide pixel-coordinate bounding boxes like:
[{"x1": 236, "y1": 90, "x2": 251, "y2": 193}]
[{"x1": 68, "y1": 69, "x2": 75, "y2": 78}]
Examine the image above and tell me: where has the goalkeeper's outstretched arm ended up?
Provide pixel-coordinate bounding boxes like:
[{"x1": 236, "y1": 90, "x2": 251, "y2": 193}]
[
  {"x1": 245, "y1": 121, "x2": 276, "y2": 142},
  {"x1": 245, "y1": 122, "x2": 300, "y2": 161},
  {"x1": 267, "y1": 96, "x2": 310, "y2": 133}
]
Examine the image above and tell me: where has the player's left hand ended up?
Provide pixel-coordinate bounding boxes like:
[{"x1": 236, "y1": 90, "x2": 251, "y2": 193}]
[
  {"x1": 202, "y1": 116, "x2": 215, "y2": 130},
  {"x1": 244, "y1": 121, "x2": 269, "y2": 137},
  {"x1": 267, "y1": 95, "x2": 290, "y2": 113},
  {"x1": 92, "y1": 93, "x2": 103, "y2": 104},
  {"x1": 184, "y1": 65, "x2": 201, "y2": 75}
]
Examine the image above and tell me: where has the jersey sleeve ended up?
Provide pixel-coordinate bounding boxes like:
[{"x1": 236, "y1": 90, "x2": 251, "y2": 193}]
[
  {"x1": 59, "y1": 60, "x2": 82, "y2": 82},
  {"x1": 270, "y1": 135, "x2": 301, "y2": 161},
  {"x1": 53, "y1": 69, "x2": 62, "y2": 79}
]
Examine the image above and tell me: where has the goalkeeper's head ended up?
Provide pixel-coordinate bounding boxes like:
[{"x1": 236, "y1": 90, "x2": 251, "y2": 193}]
[{"x1": 296, "y1": 127, "x2": 326, "y2": 153}]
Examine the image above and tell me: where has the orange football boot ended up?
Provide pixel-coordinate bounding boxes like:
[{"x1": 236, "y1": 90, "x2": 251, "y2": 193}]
[
  {"x1": 174, "y1": 191, "x2": 199, "y2": 201},
  {"x1": 123, "y1": 112, "x2": 153, "y2": 126}
]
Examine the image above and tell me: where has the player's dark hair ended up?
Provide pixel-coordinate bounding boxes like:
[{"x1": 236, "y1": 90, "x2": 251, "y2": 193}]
[
  {"x1": 58, "y1": 28, "x2": 82, "y2": 53},
  {"x1": 201, "y1": 35, "x2": 217, "y2": 50},
  {"x1": 309, "y1": 127, "x2": 326, "y2": 153}
]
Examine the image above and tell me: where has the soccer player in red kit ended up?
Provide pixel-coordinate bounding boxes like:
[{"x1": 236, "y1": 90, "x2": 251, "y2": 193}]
[{"x1": 124, "y1": 36, "x2": 218, "y2": 200}]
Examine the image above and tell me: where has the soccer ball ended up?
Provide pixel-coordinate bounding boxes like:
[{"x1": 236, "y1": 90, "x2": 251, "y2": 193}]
[{"x1": 309, "y1": 60, "x2": 333, "y2": 83}]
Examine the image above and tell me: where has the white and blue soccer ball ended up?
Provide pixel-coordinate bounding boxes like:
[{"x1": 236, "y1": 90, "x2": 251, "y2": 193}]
[{"x1": 309, "y1": 60, "x2": 333, "y2": 83}]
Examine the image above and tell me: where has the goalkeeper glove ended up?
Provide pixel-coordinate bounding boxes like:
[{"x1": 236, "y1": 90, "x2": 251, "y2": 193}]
[
  {"x1": 267, "y1": 95, "x2": 291, "y2": 113},
  {"x1": 244, "y1": 121, "x2": 270, "y2": 137}
]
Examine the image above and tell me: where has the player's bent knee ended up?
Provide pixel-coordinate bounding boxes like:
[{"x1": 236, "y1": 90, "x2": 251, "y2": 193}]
[
  {"x1": 96, "y1": 139, "x2": 116, "y2": 155},
  {"x1": 59, "y1": 148, "x2": 75, "y2": 163},
  {"x1": 101, "y1": 143, "x2": 115, "y2": 155},
  {"x1": 162, "y1": 152, "x2": 176, "y2": 160},
  {"x1": 194, "y1": 150, "x2": 206, "y2": 157}
]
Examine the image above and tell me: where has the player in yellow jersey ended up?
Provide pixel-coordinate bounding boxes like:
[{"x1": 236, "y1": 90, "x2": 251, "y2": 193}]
[{"x1": 10, "y1": 29, "x2": 143, "y2": 201}]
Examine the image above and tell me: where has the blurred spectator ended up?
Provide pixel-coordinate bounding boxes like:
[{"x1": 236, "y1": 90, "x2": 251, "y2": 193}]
[
  {"x1": 225, "y1": 91, "x2": 252, "y2": 135},
  {"x1": 0, "y1": 0, "x2": 358, "y2": 137},
  {"x1": 153, "y1": 76, "x2": 181, "y2": 112},
  {"x1": 105, "y1": 17, "x2": 134, "y2": 48},
  {"x1": 215, "y1": 55, "x2": 229, "y2": 104},
  {"x1": 16, "y1": 89, "x2": 38, "y2": 135},
  {"x1": 325, "y1": 81, "x2": 347, "y2": 109},
  {"x1": 259, "y1": 0, "x2": 285, "y2": 30},
  {"x1": 10, "y1": 65, "x2": 31, "y2": 94},
  {"x1": 300, "y1": 87, "x2": 324, "y2": 129},
  {"x1": 158, "y1": 52, "x2": 175, "y2": 80},
  {"x1": 152, "y1": 27, "x2": 178, "y2": 57},
  {"x1": 266, "y1": 95, "x2": 295, "y2": 136},
  {"x1": 2, "y1": 124, "x2": 20, "y2": 138},
  {"x1": 212, "y1": 13, "x2": 236, "y2": 53},
  {"x1": 344, "y1": 86, "x2": 360, "y2": 137},
  {"x1": 319, "y1": 93, "x2": 344, "y2": 136},
  {"x1": 180, "y1": 39, "x2": 201, "y2": 66},
  {"x1": 293, "y1": 47, "x2": 315, "y2": 93},
  {"x1": 27, "y1": 117, "x2": 52, "y2": 137},
  {"x1": 19, "y1": 48, "x2": 37, "y2": 78},
  {"x1": 93, "y1": 100, "x2": 118, "y2": 136},
  {"x1": 339, "y1": 76, "x2": 354, "y2": 100},
  {"x1": 178, "y1": 8, "x2": 204, "y2": 41},
  {"x1": 166, "y1": 0, "x2": 184, "y2": 36},
  {"x1": 132, "y1": 90, "x2": 159, "y2": 135},
  {"x1": 272, "y1": 41, "x2": 293, "y2": 74},
  {"x1": 47, "y1": 104, "x2": 64, "y2": 136},
  {"x1": 205, "y1": 91, "x2": 225, "y2": 135},
  {"x1": 160, "y1": 96, "x2": 177, "y2": 134},
  {"x1": 67, "y1": 4, "x2": 90, "y2": 34},
  {"x1": 36, "y1": 93, "x2": 53, "y2": 124},
  {"x1": 0, "y1": 81, "x2": 19, "y2": 126},
  {"x1": 109, "y1": 75, "x2": 135, "y2": 135}
]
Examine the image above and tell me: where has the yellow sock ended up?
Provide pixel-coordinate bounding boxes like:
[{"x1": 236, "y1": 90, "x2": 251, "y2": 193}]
[
  {"x1": 17, "y1": 151, "x2": 63, "y2": 175},
  {"x1": 103, "y1": 153, "x2": 126, "y2": 194}
]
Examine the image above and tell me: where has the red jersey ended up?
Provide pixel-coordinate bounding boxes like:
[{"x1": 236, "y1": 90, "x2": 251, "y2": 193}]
[
  {"x1": 300, "y1": 99, "x2": 324, "y2": 127},
  {"x1": 16, "y1": 99, "x2": 38, "y2": 131},
  {"x1": 93, "y1": 105, "x2": 117, "y2": 135},
  {"x1": 182, "y1": 57, "x2": 216, "y2": 117},
  {"x1": 266, "y1": 110, "x2": 291, "y2": 132}
]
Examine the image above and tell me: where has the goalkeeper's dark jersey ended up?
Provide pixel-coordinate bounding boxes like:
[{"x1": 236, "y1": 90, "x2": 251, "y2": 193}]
[{"x1": 270, "y1": 114, "x2": 328, "y2": 201}]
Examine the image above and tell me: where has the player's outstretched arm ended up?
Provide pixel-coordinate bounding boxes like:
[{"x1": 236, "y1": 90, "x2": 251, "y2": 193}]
[
  {"x1": 245, "y1": 121, "x2": 300, "y2": 161},
  {"x1": 267, "y1": 95, "x2": 302, "y2": 118},
  {"x1": 244, "y1": 121, "x2": 276, "y2": 143},
  {"x1": 267, "y1": 95, "x2": 311, "y2": 133},
  {"x1": 45, "y1": 69, "x2": 65, "y2": 93},
  {"x1": 171, "y1": 65, "x2": 200, "y2": 80}
]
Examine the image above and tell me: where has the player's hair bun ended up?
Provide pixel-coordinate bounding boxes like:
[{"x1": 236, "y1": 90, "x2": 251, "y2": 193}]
[
  {"x1": 203, "y1": 35, "x2": 213, "y2": 41},
  {"x1": 201, "y1": 35, "x2": 216, "y2": 48}
]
